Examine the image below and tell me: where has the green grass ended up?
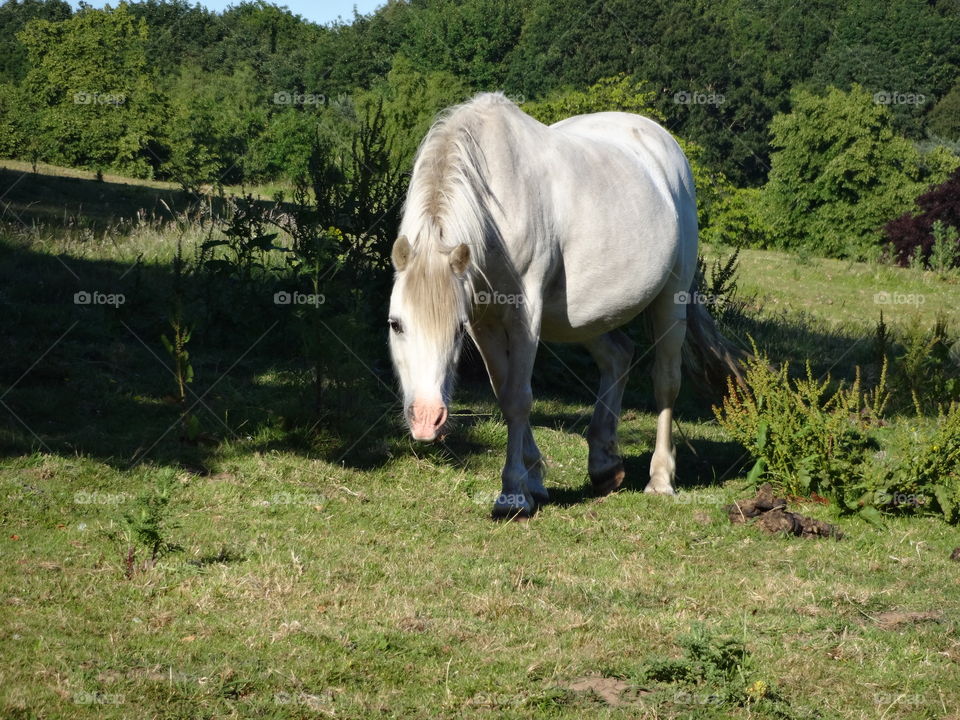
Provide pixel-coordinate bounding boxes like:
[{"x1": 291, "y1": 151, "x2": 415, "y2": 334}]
[
  {"x1": 713, "y1": 245, "x2": 960, "y2": 331},
  {"x1": 2, "y1": 166, "x2": 959, "y2": 719}
]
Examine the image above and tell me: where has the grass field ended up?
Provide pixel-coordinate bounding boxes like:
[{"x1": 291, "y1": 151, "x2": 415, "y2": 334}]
[{"x1": 2, "y1": 164, "x2": 959, "y2": 719}]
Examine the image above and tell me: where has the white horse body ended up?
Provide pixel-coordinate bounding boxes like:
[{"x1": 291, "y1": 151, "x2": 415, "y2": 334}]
[{"x1": 389, "y1": 93, "x2": 706, "y2": 517}]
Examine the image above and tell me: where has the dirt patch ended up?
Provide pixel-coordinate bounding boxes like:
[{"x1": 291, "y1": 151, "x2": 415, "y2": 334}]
[
  {"x1": 565, "y1": 676, "x2": 650, "y2": 707},
  {"x1": 727, "y1": 483, "x2": 843, "y2": 539},
  {"x1": 873, "y1": 611, "x2": 942, "y2": 630},
  {"x1": 950, "y1": 546, "x2": 960, "y2": 561}
]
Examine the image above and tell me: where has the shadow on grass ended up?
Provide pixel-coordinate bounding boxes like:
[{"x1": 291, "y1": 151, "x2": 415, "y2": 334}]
[
  {"x1": 0, "y1": 166, "x2": 290, "y2": 233},
  {"x1": 0, "y1": 178, "x2": 881, "y2": 486},
  {"x1": 543, "y1": 436, "x2": 751, "y2": 509}
]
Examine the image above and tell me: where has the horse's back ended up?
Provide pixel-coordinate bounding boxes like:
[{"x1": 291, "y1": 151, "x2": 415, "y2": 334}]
[{"x1": 550, "y1": 112, "x2": 695, "y2": 207}]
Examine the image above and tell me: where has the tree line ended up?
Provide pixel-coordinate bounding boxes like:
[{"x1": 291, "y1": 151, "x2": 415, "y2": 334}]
[{"x1": 0, "y1": 0, "x2": 958, "y2": 261}]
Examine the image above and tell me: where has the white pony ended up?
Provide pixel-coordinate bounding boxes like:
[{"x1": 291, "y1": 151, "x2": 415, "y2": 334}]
[{"x1": 388, "y1": 93, "x2": 739, "y2": 518}]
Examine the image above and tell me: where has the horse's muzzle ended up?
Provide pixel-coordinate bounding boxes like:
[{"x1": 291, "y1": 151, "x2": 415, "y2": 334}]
[{"x1": 409, "y1": 402, "x2": 448, "y2": 442}]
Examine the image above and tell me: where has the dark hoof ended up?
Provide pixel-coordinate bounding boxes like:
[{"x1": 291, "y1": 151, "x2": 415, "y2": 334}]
[
  {"x1": 529, "y1": 488, "x2": 550, "y2": 506},
  {"x1": 590, "y1": 463, "x2": 625, "y2": 496},
  {"x1": 491, "y1": 492, "x2": 535, "y2": 521}
]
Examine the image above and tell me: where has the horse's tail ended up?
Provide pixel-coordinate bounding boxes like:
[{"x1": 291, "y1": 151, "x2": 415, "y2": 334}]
[{"x1": 681, "y1": 274, "x2": 747, "y2": 394}]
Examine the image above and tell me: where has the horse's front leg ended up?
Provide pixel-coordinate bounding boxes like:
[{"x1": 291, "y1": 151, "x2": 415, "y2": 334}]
[{"x1": 476, "y1": 310, "x2": 544, "y2": 519}]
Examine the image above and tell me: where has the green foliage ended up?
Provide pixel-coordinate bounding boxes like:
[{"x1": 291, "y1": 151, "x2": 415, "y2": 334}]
[
  {"x1": 887, "y1": 313, "x2": 960, "y2": 413},
  {"x1": 159, "y1": 63, "x2": 268, "y2": 187},
  {"x1": 928, "y1": 82, "x2": 960, "y2": 141},
  {"x1": 646, "y1": 627, "x2": 748, "y2": 688},
  {"x1": 306, "y1": 96, "x2": 407, "y2": 291},
  {"x1": 697, "y1": 246, "x2": 743, "y2": 322},
  {"x1": 0, "y1": 0, "x2": 71, "y2": 84},
  {"x1": 362, "y1": 53, "x2": 469, "y2": 170},
  {"x1": 701, "y1": 187, "x2": 774, "y2": 249},
  {"x1": 714, "y1": 342, "x2": 887, "y2": 504},
  {"x1": 642, "y1": 626, "x2": 806, "y2": 715},
  {"x1": 201, "y1": 193, "x2": 281, "y2": 285},
  {"x1": 716, "y1": 334, "x2": 960, "y2": 524},
  {"x1": 929, "y1": 220, "x2": 960, "y2": 277},
  {"x1": 522, "y1": 73, "x2": 662, "y2": 126},
  {"x1": 868, "y1": 405, "x2": 960, "y2": 524},
  {"x1": 0, "y1": 82, "x2": 22, "y2": 157},
  {"x1": 245, "y1": 107, "x2": 325, "y2": 183},
  {"x1": 17, "y1": 4, "x2": 165, "y2": 176},
  {"x1": 764, "y1": 84, "x2": 959, "y2": 259},
  {"x1": 399, "y1": 0, "x2": 524, "y2": 90},
  {"x1": 117, "y1": 469, "x2": 180, "y2": 577}
]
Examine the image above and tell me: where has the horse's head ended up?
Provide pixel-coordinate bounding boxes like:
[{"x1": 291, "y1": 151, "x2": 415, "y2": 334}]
[{"x1": 388, "y1": 235, "x2": 472, "y2": 441}]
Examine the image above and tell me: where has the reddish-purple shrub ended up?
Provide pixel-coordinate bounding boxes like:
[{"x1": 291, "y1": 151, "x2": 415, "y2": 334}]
[{"x1": 884, "y1": 167, "x2": 960, "y2": 267}]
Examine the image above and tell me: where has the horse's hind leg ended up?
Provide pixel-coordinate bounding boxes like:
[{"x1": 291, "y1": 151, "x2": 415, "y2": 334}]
[
  {"x1": 584, "y1": 330, "x2": 635, "y2": 495},
  {"x1": 645, "y1": 292, "x2": 686, "y2": 495}
]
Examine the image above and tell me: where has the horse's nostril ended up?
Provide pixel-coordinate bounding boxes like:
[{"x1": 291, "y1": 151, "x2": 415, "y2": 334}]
[{"x1": 435, "y1": 407, "x2": 448, "y2": 429}]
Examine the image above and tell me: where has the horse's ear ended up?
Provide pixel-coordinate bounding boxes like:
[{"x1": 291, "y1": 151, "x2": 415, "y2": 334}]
[
  {"x1": 450, "y1": 243, "x2": 471, "y2": 276},
  {"x1": 392, "y1": 235, "x2": 411, "y2": 271}
]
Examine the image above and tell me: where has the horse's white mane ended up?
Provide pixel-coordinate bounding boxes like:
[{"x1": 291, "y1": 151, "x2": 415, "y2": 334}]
[
  {"x1": 403, "y1": 92, "x2": 517, "y2": 268},
  {"x1": 396, "y1": 93, "x2": 519, "y2": 348}
]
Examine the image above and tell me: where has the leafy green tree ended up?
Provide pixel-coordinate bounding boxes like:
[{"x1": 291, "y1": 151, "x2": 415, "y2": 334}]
[
  {"x1": 764, "y1": 84, "x2": 959, "y2": 258},
  {"x1": 125, "y1": 0, "x2": 226, "y2": 72},
  {"x1": 810, "y1": 0, "x2": 960, "y2": 140},
  {"x1": 504, "y1": 0, "x2": 655, "y2": 99},
  {"x1": 361, "y1": 53, "x2": 468, "y2": 170},
  {"x1": 0, "y1": 0, "x2": 70, "y2": 84},
  {"x1": 522, "y1": 73, "x2": 661, "y2": 126},
  {"x1": 17, "y1": 4, "x2": 165, "y2": 176},
  {"x1": 159, "y1": 63, "x2": 268, "y2": 186},
  {"x1": 928, "y1": 83, "x2": 960, "y2": 141},
  {"x1": 245, "y1": 107, "x2": 333, "y2": 182},
  {"x1": 399, "y1": 0, "x2": 524, "y2": 90},
  {"x1": 701, "y1": 187, "x2": 774, "y2": 249},
  {"x1": 0, "y1": 82, "x2": 23, "y2": 157}
]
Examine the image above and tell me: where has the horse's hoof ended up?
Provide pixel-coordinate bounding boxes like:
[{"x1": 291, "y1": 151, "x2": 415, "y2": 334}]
[
  {"x1": 643, "y1": 481, "x2": 676, "y2": 495},
  {"x1": 590, "y1": 463, "x2": 625, "y2": 496},
  {"x1": 491, "y1": 492, "x2": 534, "y2": 520},
  {"x1": 529, "y1": 487, "x2": 550, "y2": 506}
]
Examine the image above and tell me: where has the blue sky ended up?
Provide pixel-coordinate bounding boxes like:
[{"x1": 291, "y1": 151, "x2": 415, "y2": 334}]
[{"x1": 68, "y1": 1, "x2": 386, "y2": 26}]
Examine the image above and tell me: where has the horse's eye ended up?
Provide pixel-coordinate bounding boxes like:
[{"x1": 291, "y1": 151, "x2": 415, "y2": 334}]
[{"x1": 388, "y1": 318, "x2": 403, "y2": 335}]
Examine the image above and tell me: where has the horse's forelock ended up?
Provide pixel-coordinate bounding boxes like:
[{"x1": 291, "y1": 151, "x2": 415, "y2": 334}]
[{"x1": 400, "y1": 247, "x2": 466, "y2": 357}]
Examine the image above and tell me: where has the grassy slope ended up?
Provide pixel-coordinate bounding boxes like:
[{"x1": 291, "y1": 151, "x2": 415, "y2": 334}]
[{"x1": 2, "y1": 165, "x2": 959, "y2": 720}]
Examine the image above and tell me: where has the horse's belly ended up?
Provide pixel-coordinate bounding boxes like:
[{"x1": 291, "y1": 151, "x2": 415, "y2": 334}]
[
  {"x1": 538, "y1": 235, "x2": 678, "y2": 342},
  {"x1": 539, "y1": 279, "x2": 657, "y2": 342}
]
